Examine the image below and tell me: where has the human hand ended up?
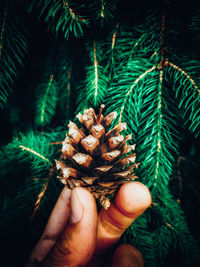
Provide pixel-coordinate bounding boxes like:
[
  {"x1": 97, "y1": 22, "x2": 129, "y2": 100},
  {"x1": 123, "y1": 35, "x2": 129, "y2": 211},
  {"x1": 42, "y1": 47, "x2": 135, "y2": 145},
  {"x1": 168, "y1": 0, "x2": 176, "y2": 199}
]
[{"x1": 26, "y1": 181, "x2": 152, "y2": 267}]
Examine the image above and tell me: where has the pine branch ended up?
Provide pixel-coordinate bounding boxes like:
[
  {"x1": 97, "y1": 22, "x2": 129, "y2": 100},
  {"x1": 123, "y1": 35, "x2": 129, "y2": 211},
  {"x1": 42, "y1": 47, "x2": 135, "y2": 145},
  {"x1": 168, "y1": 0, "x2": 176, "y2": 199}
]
[
  {"x1": 35, "y1": 73, "x2": 57, "y2": 128},
  {"x1": 0, "y1": 171, "x2": 60, "y2": 233},
  {"x1": 106, "y1": 58, "x2": 158, "y2": 138},
  {"x1": 103, "y1": 15, "x2": 160, "y2": 79},
  {"x1": 76, "y1": 41, "x2": 109, "y2": 109},
  {"x1": 0, "y1": 10, "x2": 6, "y2": 58},
  {"x1": 188, "y1": 9, "x2": 200, "y2": 40},
  {"x1": 55, "y1": 45, "x2": 73, "y2": 120},
  {"x1": 89, "y1": 0, "x2": 117, "y2": 26},
  {"x1": 31, "y1": 164, "x2": 55, "y2": 219},
  {"x1": 123, "y1": 189, "x2": 200, "y2": 266},
  {"x1": 0, "y1": 3, "x2": 27, "y2": 108},
  {"x1": 165, "y1": 60, "x2": 200, "y2": 137},
  {"x1": 75, "y1": 82, "x2": 90, "y2": 114},
  {"x1": 43, "y1": 126, "x2": 66, "y2": 143},
  {"x1": 0, "y1": 131, "x2": 52, "y2": 178},
  {"x1": 105, "y1": 23, "x2": 119, "y2": 80},
  {"x1": 153, "y1": 191, "x2": 200, "y2": 265},
  {"x1": 125, "y1": 215, "x2": 157, "y2": 267},
  {"x1": 29, "y1": 0, "x2": 89, "y2": 39},
  {"x1": 136, "y1": 68, "x2": 179, "y2": 194},
  {"x1": 0, "y1": 128, "x2": 68, "y2": 225},
  {"x1": 106, "y1": 56, "x2": 180, "y2": 195}
]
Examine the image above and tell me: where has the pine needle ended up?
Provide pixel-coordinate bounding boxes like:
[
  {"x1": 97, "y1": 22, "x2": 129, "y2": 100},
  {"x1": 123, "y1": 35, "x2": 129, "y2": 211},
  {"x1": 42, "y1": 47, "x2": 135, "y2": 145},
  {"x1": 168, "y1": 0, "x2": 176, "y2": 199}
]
[
  {"x1": 29, "y1": 0, "x2": 89, "y2": 39},
  {"x1": 0, "y1": 4, "x2": 27, "y2": 108},
  {"x1": 35, "y1": 74, "x2": 57, "y2": 128}
]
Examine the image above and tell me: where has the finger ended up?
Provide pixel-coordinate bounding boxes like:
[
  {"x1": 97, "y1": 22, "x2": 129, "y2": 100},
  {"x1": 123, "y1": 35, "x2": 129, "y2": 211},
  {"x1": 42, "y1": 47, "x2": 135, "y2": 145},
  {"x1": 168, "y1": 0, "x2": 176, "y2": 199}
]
[
  {"x1": 41, "y1": 187, "x2": 98, "y2": 267},
  {"x1": 95, "y1": 182, "x2": 152, "y2": 255},
  {"x1": 27, "y1": 187, "x2": 71, "y2": 265},
  {"x1": 110, "y1": 244, "x2": 144, "y2": 267}
]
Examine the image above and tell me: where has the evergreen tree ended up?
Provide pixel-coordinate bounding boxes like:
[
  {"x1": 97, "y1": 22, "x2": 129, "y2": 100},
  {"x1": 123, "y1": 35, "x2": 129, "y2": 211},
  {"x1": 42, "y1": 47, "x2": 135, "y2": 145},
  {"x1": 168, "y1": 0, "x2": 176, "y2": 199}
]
[{"x1": 0, "y1": 0, "x2": 200, "y2": 266}]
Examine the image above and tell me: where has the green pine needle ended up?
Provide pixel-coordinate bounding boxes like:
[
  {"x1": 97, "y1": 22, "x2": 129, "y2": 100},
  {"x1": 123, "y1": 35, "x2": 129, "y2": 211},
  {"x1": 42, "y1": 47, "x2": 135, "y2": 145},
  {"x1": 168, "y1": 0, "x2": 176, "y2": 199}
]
[
  {"x1": 35, "y1": 74, "x2": 57, "y2": 127},
  {"x1": 0, "y1": 131, "x2": 53, "y2": 177},
  {"x1": 166, "y1": 60, "x2": 200, "y2": 137},
  {"x1": 106, "y1": 58, "x2": 157, "y2": 137},
  {"x1": 0, "y1": 5, "x2": 27, "y2": 108},
  {"x1": 29, "y1": 0, "x2": 89, "y2": 39},
  {"x1": 77, "y1": 41, "x2": 109, "y2": 109},
  {"x1": 89, "y1": 0, "x2": 117, "y2": 26}
]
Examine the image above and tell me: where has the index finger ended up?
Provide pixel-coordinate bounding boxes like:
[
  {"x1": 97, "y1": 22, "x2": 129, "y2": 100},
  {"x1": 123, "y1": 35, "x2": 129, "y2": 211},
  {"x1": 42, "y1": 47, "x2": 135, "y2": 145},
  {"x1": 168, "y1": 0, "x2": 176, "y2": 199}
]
[
  {"x1": 95, "y1": 181, "x2": 152, "y2": 255},
  {"x1": 27, "y1": 187, "x2": 71, "y2": 265}
]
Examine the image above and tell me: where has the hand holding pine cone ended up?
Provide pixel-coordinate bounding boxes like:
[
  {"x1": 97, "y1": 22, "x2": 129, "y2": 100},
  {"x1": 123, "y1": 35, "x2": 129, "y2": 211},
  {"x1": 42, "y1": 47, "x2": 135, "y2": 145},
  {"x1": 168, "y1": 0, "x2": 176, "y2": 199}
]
[{"x1": 56, "y1": 105, "x2": 139, "y2": 209}]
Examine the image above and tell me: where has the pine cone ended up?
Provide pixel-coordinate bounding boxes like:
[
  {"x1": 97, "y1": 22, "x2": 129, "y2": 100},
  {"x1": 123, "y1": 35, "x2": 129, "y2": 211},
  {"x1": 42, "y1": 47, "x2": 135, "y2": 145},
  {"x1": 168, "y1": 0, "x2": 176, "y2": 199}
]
[{"x1": 56, "y1": 105, "x2": 139, "y2": 209}]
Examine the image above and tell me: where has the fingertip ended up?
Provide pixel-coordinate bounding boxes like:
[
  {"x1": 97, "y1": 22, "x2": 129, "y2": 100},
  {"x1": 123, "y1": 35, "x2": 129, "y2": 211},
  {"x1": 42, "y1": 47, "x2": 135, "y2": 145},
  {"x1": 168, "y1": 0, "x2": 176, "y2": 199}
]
[
  {"x1": 69, "y1": 187, "x2": 97, "y2": 224},
  {"x1": 73, "y1": 187, "x2": 97, "y2": 211},
  {"x1": 60, "y1": 187, "x2": 71, "y2": 202},
  {"x1": 115, "y1": 182, "x2": 152, "y2": 217}
]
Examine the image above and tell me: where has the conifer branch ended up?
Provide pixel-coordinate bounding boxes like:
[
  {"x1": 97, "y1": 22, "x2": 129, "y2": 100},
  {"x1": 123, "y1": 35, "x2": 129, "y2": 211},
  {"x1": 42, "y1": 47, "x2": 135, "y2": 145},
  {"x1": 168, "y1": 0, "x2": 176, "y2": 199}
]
[
  {"x1": 35, "y1": 73, "x2": 57, "y2": 127},
  {"x1": 78, "y1": 41, "x2": 108, "y2": 108},
  {"x1": 100, "y1": 0, "x2": 105, "y2": 18},
  {"x1": 188, "y1": 8, "x2": 200, "y2": 40},
  {"x1": 93, "y1": 41, "x2": 98, "y2": 101},
  {"x1": 19, "y1": 145, "x2": 50, "y2": 164},
  {"x1": 128, "y1": 32, "x2": 147, "y2": 63},
  {"x1": 166, "y1": 61, "x2": 200, "y2": 93},
  {"x1": 165, "y1": 60, "x2": 200, "y2": 136},
  {"x1": 89, "y1": 0, "x2": 117, "y2": 25},
  {"x1": 118, "y1": 65, "x2": 158, "y2": 123},
  {"x1": 0, "y1": 4, "x2": 27, "y2": 108},
  {"x1": 55, "y1": 45, "x2": 73, "y2": 120},
  {"x1": 31, "y1": 164, "x2": 54, "y2": 218},
  {"x1": 0, "y1": 9, "x2": 6, "y2": 58},
  {"x1": 29, "y1": 0, "x2": 89, "y2": 39},
  {"x1": 40, "y1": 74, "x2": 54, "y2": 125},
  {"x1": 66, "y1": 68, "x2": 72, "y2": 112},
  {"x1": 152, "y1": 5, "x2": 165, "y2": 189},
  {"x1": 63, "y1": 0, "x2": 82, "y2": 22},
  {"x1": 111, "y1": 23, "x2": 119, "y2": 49},
  {"x1": 109, "y1": 23, "x2": 119, "y2": 77},
  {"x1": 153, "y1": 69, "x2": 163, "y2": 188}
]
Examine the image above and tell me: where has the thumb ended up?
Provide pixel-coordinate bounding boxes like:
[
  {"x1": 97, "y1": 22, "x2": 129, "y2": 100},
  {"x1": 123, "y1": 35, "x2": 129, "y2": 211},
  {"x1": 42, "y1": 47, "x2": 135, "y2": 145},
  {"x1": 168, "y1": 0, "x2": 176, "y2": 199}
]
[{"x1": 95, "y1": 181, "x2": 152, "y2": 255}]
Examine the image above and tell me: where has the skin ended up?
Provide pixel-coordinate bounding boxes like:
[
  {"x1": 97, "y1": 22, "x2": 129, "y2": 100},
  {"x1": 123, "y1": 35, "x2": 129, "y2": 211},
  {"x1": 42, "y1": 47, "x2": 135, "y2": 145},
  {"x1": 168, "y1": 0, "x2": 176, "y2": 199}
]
[{"x1": 26, "y1": 181, "x2": 152, "y2": 267}]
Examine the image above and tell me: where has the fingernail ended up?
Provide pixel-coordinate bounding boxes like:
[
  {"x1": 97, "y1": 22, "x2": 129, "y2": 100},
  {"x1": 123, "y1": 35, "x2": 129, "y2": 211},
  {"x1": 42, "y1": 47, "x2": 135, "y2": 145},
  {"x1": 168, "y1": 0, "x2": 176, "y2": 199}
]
[{"x1": 70, "y1": 188, "x2": 84, "y2": 224}]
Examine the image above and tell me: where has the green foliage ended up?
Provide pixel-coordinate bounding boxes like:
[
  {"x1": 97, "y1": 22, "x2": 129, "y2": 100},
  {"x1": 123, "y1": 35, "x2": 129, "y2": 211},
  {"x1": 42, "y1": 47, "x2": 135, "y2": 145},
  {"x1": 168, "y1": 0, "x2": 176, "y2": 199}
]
[
  {"x1": 123, "y1": 190, "x2": 199, "y2": 267},
  {"x1": 105, "y1": 58, "x2": 181, "y2": 196},
  {"x1": 137, "y1": 70, "x2": 180, "y2": 193},
  {"x1": 106, "y1": 58, "x2": 156, "y2": 136},
  {"x1": 0, "y1": 131, "x2": 52, "y2": 176},
  {"x1": 89, "y1": 0, "x2": 118, "y2": 26},
  {"x1": 166, "y1": 60, "x2": 200, "y2": 137},
  {"x1": 103, "y1": 15, "x2": 160, "y2": 80},
  {"x1": 54, "y1": 44, "x2": 74, "y2": 121},
  {"x1": 0, "y1": 0, "x2": 27, "y2": 108},
  {"x1": 188, "y1": 9, "x2": 200, "y2": 40},
  {"x1": 124, "y1": 214, "x2": 157, "y2": 267},
  {"x1": 29, "y1": 0, "x2": 89, "y2": 39},
  {"x1": 35, "y1": 73, "x2": 57, "y2": 128},
  {"x1": 76, "y1": 41, "x2": 109, "y2": 110}
]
